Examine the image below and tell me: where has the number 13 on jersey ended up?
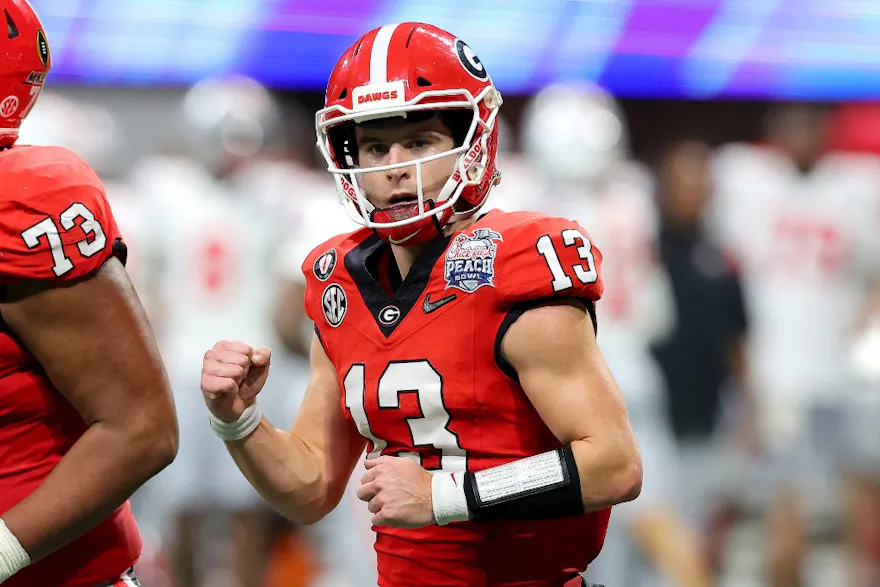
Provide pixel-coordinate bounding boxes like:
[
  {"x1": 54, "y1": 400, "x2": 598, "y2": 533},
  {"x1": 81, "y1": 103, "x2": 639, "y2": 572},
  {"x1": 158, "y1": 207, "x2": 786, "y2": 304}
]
[
  {"x1": 537, "y1": 228, "x2": 599, "y2": 292},
  {"x1": 344, "y1": 360, "x2": 467, "y2": 472}
]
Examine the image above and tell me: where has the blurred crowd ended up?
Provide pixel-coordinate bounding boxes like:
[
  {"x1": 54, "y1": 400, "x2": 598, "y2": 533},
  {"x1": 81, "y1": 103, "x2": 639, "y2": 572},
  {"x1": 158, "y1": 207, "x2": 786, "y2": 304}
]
[{"x1": 18, "y1": 77, "x2": 880, "y2": 587}]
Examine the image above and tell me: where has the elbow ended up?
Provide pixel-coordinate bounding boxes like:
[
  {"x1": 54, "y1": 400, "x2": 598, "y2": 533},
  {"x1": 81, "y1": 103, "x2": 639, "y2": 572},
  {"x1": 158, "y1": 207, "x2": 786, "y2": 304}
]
[
  {"x1": 290, "y1": 483, "x2": 342, "y2": 526},
  {"x1": 612, "y1": 447, "x2": 642, "y2": 505},
  {"x1": 573, "y1": 434, "x2": 642, "y2": 511},
  {"x1": 280, "y1": 493, "x2": 334, "y2": 527},
  {"x1": 153, "y1": 422, "x2": 179, "y2": 472},
  {"x1": 275, "y1": 467, "x2": 336, "y2": 526},
  {"x1": 301, "y1": 484, "x2": 349, "y2": 525},
  {"x1": 143, "y1": 423, "x2": 179, "y2": 475},
  {"x1": 128, "y1": 411, "x2": 179, "y2": 476},
  {"x1": 294, "y1": 506, "x2": 331, "y2": 526},
  {"x1": 618, "y1": 460, "x2": 642, "y2": 504}
]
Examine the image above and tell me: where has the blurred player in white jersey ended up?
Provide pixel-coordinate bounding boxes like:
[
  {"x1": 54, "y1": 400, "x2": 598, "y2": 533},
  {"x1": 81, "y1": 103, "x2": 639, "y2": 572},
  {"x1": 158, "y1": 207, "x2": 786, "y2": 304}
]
[
  {"x1": 844, "y1": 330, "x2": 880, "y2": 587},
  {"x1": 711, "y1": 104, "x2": 880, "y2": 587},
  {"x1": 523, "y1": 83, "x2": 711, "y2": 587},
  {"x1": 191, "y1": 76, "x2": 379, "y2": 587},
  {"x1": 832, "y1": 103, "x2": 880, "y2": 587},
  {"x1": 128, "y1": 76, "x2": 295, "y2": 587}
]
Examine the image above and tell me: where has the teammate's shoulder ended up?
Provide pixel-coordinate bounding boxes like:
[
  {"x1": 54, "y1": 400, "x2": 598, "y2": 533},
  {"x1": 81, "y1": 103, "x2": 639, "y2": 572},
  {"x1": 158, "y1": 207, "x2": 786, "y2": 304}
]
[
  {"x1": 301, "y1": 225, "x2": 372, "y2": 282},
  {"x1": 0, "y1": 146, "x2": 120, "y2": 283},
  {"x1": 1, "y1": 144, "x2": 99, "y2": 184},
  {"x1": 0, "y1": 145, "x2": 105, "y2": 210}
]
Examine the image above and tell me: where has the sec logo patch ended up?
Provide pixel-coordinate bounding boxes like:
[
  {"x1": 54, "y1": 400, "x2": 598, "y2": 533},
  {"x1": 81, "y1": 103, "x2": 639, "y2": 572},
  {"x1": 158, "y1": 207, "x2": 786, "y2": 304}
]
[
  {"x1": 0, "y1": 96, "x2": 20, "y2": 118},
  {"x1": 322, "y1": 283, "x2": 347, "y2": 327}
]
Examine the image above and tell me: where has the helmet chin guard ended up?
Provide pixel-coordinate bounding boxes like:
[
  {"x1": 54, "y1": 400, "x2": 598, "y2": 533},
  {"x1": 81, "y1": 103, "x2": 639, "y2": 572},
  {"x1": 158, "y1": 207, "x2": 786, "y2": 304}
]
[{"x1": 369, "y1": 200, "x2": 450, "y2": 246}]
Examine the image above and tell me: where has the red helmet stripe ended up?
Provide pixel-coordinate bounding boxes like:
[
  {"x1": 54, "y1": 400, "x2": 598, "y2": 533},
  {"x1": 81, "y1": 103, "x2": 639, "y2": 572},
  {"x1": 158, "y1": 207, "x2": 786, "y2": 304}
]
[{"x1": 369, "y1": 23, "x2": 401, "y2": 85}]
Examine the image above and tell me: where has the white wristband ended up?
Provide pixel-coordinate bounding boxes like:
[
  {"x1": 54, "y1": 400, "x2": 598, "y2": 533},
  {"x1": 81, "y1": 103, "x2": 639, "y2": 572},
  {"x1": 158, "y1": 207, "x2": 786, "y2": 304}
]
[
  {"x1": 208, "y1": 403, "x2": 263, "y2": 442},
  {"x1": 431, "y1": 472, "x2": 470, "y2": 526},
  {"x1": 0, "y1": 518, "x2": 29, "y2": 583}
]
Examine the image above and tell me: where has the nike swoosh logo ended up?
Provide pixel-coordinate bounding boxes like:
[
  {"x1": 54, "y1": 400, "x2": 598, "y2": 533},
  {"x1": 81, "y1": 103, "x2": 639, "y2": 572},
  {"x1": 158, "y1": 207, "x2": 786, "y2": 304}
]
[
  {"x1": 388, "y1": 229, "x2": 422, "y2": 245},
  {"x1": 423, "y1": 293, "x2": 457, "y2": 314}
]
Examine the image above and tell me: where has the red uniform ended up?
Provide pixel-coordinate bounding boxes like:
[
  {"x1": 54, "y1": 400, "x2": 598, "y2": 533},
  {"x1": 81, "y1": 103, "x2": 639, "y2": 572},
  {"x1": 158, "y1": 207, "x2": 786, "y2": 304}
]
[
  {"x1": 0, "y1": 146, "x2": 141, "y2": 587},
  {"x1": 303, "y1": 209, "x2": 611, "y2": 587}
]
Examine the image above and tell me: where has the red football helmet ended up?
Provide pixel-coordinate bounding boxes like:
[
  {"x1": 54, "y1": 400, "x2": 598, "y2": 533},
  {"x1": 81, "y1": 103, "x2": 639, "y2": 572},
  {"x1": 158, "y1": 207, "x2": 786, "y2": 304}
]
[
  {"x1": 0, "y1": 0, "x2": 50, "y2": 149},
  {"x1": 316, "y1": 22, "x2": 503, "y2": 245}
]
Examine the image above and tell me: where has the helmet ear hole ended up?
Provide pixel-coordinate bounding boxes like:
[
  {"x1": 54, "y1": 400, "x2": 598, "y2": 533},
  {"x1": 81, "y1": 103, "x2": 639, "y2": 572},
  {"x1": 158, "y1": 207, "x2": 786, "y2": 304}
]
[
  {"x1": 6, "y1": 10, "x2": 20, "y2": 40},
  {"x1": 439, "y1": 110, "x2": 473, "y2": 147},
  {"x1": 327, "y1": 123, "x2": 357, "y2": 169}
]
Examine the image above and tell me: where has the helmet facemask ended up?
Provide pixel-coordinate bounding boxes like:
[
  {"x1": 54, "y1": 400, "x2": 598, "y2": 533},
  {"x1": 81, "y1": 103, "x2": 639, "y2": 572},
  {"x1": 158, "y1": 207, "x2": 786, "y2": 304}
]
[{"x1": 316, "y1": 85, "x2": 501, "y2": 245}]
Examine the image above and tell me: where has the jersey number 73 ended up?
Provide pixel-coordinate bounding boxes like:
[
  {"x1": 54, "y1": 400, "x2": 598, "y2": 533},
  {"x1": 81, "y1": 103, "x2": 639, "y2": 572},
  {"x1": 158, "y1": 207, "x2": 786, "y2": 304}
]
[{"x1": 19, "y1": 202, "x2": 107, "y2": 277}]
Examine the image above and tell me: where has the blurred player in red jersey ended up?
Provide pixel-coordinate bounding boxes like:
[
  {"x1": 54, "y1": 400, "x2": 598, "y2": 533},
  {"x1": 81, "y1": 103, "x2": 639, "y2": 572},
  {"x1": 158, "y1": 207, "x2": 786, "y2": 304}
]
[
  {"x1": 200, "y1": 22, "x2": 641, "y2": 586},
  {"x1": 0, "y1": 1, "x2": 178, "y2": 585}
]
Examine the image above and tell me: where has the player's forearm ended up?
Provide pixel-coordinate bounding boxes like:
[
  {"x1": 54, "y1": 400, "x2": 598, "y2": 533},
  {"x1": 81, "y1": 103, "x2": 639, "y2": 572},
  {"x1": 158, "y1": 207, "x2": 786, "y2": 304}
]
[
  {"x1": 225, "y1": 419, "x2": 330, "y2": 524},
  {"x1": 2, "y1": 419, "x2": 177, "y2": 563},
  {"x1": 571, "y1": 435, "x2": 642, "y2": 512},
  {"x1": 432, "y1": 439, "x2": 642, "y2": 525}
]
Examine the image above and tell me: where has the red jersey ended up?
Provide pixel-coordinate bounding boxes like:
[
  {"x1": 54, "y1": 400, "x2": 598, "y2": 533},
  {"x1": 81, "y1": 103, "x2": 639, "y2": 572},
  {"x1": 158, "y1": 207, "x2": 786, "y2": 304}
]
[
  {"x1": 303, "y1": 210, "x2": 611, "y2": 587},
  {"x1": 0, "y1": 146, "x2": 141, "y2": 587}
]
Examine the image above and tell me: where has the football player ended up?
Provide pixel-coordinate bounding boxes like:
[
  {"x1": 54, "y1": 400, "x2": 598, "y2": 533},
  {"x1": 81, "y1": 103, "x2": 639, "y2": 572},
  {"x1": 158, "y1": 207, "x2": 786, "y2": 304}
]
[
  {"x1": 0, "y1": 1, "x2": 178, "y2": 586},
  {"x1": 711, "y1": 103, "x2": 880, "y2": 587},
  {"x1": 128, "y1": 76, "x2": 294, "y2": 587},
  {"x1": 201, "y1": 23, "x2": 641, "y2": 586}
]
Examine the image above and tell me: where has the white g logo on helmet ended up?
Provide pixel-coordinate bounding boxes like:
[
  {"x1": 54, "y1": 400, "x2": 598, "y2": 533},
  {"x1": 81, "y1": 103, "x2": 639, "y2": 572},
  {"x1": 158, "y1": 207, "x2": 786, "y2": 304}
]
[{"x1": 455, "y1": 39, "x2": 488, "y2": 81}]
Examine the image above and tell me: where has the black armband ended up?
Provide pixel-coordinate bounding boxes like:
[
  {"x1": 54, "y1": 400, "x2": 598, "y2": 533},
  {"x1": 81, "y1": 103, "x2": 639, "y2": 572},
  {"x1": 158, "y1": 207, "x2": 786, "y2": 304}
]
[{"x1": 463, "y1": 445, "x2": 584, "y2": 522}]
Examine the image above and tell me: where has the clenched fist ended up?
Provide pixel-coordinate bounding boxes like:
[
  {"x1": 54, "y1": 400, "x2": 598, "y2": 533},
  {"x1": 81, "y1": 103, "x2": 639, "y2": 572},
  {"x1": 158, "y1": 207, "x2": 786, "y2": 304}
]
[
  {"x1": 200, "y1": 340, "x2": 272, "y2": 422},
  {"x1": 356, "y1": 456, "x2": 436, "y2": 529}
]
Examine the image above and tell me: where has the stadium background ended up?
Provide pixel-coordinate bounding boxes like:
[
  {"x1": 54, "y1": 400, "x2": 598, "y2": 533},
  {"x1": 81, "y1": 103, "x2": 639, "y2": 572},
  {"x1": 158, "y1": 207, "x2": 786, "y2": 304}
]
[{"x1": 18, "y1": 1, "x2": 880, "y2": 586}]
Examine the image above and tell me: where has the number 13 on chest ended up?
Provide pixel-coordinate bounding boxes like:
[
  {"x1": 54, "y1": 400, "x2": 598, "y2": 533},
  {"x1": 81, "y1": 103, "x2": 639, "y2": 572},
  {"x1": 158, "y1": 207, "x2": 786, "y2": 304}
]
[{"x1": 344, "y1": 360, "x2": 467, "y2": 473}]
